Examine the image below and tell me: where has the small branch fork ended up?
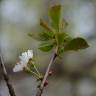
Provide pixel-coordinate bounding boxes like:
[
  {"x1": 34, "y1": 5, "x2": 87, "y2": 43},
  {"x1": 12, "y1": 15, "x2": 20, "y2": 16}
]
[
  {"x1": 36, "y1": 52, "x2": 57, "y2": 96},
  {"x1": 0, "y1": 53, "x2": 16, "y2": 96}
]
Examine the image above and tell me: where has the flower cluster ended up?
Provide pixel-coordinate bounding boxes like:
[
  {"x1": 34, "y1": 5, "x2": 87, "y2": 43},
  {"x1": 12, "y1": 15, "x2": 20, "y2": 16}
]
[
  {"x1": 13, "y1": 50, "x2": 42, "y2": 80},
  {"x1": 13, "y1": 50, "x2": 33, "y2": 72}
]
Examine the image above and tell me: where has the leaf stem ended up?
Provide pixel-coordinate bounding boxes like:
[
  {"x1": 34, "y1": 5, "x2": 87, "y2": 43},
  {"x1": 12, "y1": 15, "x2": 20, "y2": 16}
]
[{"x1": 36, "y1": 52, "x2": 57, "y2": 96}]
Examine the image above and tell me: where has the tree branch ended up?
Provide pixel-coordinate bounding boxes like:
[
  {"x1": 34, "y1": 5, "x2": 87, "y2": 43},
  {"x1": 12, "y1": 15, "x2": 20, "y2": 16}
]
[
  {"x1": 0, "y1": 53, "x2": 16, "y2": 96},
  {"x1": 36, "y1": 52, "x2": 57, "y2": 96}
]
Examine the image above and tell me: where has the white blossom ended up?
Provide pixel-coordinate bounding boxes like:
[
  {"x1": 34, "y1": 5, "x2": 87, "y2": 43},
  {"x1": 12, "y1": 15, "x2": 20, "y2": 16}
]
[{"x1": 13, "y1": 50, "x2": 33, "y2": 72}]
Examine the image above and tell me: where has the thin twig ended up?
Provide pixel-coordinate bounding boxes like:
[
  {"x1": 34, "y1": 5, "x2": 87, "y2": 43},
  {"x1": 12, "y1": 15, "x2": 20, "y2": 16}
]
[
  {"x1": 0, "y1": 53, "x2": 16, "y2": 96},
  {"x1": 36, "y1": 52, "x2": 57, "y2": 96}
]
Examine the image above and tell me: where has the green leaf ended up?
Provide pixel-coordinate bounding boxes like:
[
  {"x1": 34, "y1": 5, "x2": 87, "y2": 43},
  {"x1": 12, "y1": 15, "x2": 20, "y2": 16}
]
[
  {"x1": 58, "y1": 46, "x2": 65, "y2": 55},
  {"x1": 49, "y1": 5, "x2": 61, "y2": 30},
  {"x1": 57, "y1": 32, "x2": 65, "y2": 45},
  {"x1": 57, "y1": 32, "x2": 72, "y2": 45},
  {"x1": 40, "y1": 19, "x2": 52, "y2": 32},
  {"x1": 28, "y1": 31, "x2": 55, "y2": 41},
  {"x1": 28, "y1": 33, "x2": 42, "y2": 41},
  {"x1": 38, "y1": 41, "x2": 55, "y2": 52},
  {"x1": 40, "y1": 31, "x2": 55, "y2": 41},
  {"x1": 64, "y1": 37, "x2": 89, "y2": 51},
  {"x1": 57, "y1": 32, "x2": 69, "y2": 45},
  {"x1": 60, "y1": 19, "x2": 68, "y2": 32}
]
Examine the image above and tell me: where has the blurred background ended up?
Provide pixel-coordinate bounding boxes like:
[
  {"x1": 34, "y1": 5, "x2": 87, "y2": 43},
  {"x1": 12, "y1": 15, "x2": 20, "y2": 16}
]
[{"x1": 0, "y1": 0, "x2": 96, "y2": 96}]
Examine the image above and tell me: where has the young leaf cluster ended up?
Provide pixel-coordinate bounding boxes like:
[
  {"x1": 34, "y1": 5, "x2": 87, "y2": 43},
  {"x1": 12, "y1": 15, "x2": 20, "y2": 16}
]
[{"x1": 29, "y1": 5, "x2": 89, "y2": 55}]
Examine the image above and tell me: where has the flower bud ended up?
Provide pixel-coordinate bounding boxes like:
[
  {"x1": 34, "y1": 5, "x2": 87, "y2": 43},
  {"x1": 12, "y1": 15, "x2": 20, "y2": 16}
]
[
  {"x1": 44, "y1": 81, "x2": 48, "y2": 87},
  {"x1": 48, "y1": 70, "x2": 53, "y2": 76}
]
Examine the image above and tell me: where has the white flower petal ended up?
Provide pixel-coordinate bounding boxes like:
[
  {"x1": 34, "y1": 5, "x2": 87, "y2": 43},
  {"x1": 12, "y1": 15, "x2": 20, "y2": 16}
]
[
  {"x1": 21, "y1": 52, "x2": 29, "y2": 62},
  {"x1": 22, "y1": 52, "x2": 28, "y2": 59},
  {"x1": 19, "y1": 56, "x2": 24, "y2": 61},
  {"x1": 27, "y1": 50, "x2": 33, "y2": 58},
  {"x1": 13, "y1": 49, "x2": 34, "y2": 72},
  {"x1": 13, "y1": 64, "x2": 23, "y2": 72},
  {"x1": 20, "y1": 61, "x2": 27, "y2": 67}
]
